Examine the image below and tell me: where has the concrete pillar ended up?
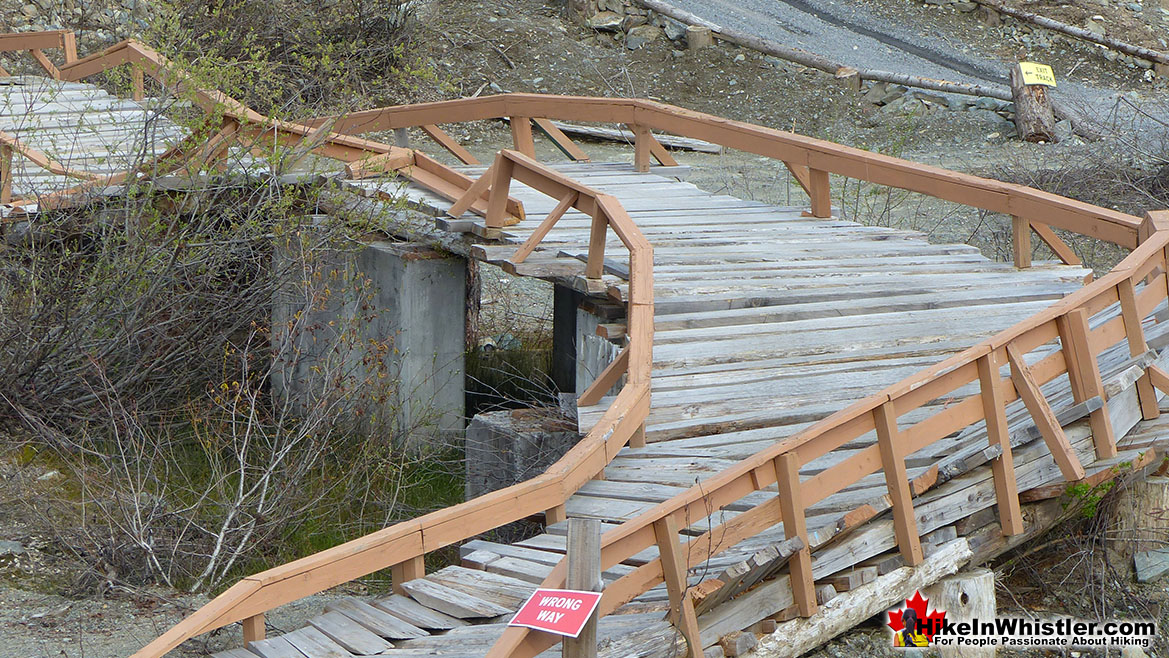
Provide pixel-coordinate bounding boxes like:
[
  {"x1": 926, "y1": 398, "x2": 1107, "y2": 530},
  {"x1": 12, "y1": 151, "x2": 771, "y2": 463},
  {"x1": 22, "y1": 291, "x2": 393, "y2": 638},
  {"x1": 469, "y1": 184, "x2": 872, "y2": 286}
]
[
  {"x1": 465, "y1": 408, "x2": 578, "y2": 499},
  {"x1": 575, "y1": 306, "x2": 621, "y2": 396},
  {"x1": 272, "y1": 235, "x2": 465, "y2": 449},
  {"x1": 552, "y1": 285, "x2": 582, "y2": 394}
]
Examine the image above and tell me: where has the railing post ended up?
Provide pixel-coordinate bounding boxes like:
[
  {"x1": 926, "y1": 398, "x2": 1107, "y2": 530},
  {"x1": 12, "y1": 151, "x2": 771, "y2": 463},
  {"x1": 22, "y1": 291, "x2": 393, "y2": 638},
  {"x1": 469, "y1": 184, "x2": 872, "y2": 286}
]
[
  {"x1": 132, "y1": 66, "x2": 145, "y2": 101},
  {"x1": 977, "y1": 351, "x2": 1024, "y2": 536},
  {"x1": 585, "y1": 202, "x2": 608, "y2": 280},
  {"x1": 0, "y1": 144, "x2": 12, "y2": 204},
  {"x1": 873, "y1": 401, "x2": 923, "y2": 566},
  {"x1": 1058, "y1": 308, "x2": 1116, "y2": 458},
  {"x1": 61, "y1": 31, "x2": 77, "y2": 64},
  {"x1": 633, "y1": 124, "x2": 651, "y2": 173},
  {"x1": 1012, "y1": 215, "x2": 1032, "y2": 269},
  {"x1": 510, "y1": 116, "x2": 536, "y2": 158},
  {"x1": 629, "y1": 423, "x2": 647, "y2": 449},
  {"x1": 241, "y1": 613, "x2": 265, "y2": 645},
  {"x1": 391, "y1": 555, "x2": 425, "y2": 595},
  {"x1": 545, "y1": 503, "x2": 567, "y2": 526},
  {"x1": 1118, "y1": 277, "x2": 1160, "y2": 420},
  {"x1": 1006, "y1": 343, "x2": 1087, "y2": 481},
  {"x1": 485, "y1": 156, "x2": 515, "y2": 229},
  {"x1": 808, "y1": 168, "x2": 831, "y2": 218},
  {"x1": 774, "y1": 452, "x2": 817, "y2": 617},
  {"x1": 565, "y1": 518, "x2": 601, "y2": 658},
  {"x1": 653, "y1": 515, "x2": 702, "y2": 657}
]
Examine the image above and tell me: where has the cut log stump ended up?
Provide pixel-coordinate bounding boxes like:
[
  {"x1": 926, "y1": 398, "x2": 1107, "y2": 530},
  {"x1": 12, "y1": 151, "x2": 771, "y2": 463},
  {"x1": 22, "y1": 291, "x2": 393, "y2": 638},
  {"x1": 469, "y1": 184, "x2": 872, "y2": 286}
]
[
  {"x1": 1009, "y1": 63, "x2": 1057, "y2": 143},
  {"x1": 922, "y1": 568, "x2": 996, "y2": 658}
]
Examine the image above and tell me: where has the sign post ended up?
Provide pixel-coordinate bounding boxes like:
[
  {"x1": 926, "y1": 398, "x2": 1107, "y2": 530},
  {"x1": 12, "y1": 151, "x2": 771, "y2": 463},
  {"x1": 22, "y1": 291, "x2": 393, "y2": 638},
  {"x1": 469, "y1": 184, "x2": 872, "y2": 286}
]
[{"x1": 507, "y1": 518, "x2": 602, "y2": 656}]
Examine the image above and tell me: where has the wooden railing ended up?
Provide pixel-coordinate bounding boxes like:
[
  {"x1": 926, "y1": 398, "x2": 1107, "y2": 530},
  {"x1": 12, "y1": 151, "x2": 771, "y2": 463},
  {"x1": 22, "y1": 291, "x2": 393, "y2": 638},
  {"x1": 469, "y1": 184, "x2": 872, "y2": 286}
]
[{"x1": 0, "y1": 30, "x2": 77, "y2": 79}]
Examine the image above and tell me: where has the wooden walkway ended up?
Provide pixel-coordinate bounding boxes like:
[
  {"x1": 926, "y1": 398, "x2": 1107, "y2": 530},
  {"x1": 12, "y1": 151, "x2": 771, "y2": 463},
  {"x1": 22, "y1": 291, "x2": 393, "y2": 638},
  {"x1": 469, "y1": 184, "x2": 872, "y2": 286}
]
[
  {"x1": 3, "y1": 56, "x2": 1166, "y2": 657},
  {"x1": 217, "y1": 163, "x2": 1168, "y2": 657}
]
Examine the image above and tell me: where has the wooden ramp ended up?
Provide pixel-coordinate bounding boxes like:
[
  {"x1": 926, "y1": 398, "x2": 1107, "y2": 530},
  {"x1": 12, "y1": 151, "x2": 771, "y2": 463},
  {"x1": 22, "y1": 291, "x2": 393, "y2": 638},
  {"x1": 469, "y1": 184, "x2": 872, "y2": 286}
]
[{"x1": 219, "y1": 162, "x2": 1168, "y2": 657}]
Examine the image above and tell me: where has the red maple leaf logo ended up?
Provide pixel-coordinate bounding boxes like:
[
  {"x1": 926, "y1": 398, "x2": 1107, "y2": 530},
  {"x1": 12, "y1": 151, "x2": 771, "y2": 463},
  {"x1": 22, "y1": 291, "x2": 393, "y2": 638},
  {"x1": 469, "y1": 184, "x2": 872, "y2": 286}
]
[{"x1": 887, "y1": 591, "x2": 947, "y2": 641}]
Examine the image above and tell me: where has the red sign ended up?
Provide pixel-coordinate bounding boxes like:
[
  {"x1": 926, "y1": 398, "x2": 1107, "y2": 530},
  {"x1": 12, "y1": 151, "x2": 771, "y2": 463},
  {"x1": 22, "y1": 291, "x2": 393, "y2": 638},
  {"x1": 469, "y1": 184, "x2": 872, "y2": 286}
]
[{"x1": 508, "y1": 588, "x2": 603, "y2": 638}]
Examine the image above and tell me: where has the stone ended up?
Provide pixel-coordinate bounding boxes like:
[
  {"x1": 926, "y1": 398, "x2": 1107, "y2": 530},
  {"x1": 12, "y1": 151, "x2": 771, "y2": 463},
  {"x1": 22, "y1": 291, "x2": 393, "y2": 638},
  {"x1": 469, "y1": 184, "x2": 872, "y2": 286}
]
[
  {"x1": 1127, "y1": 2, "x2": 1143, "y2": 10},
  {"x1": 662, "y1": 17, "x2": 687, "y2": 41},
  {"x1": 0, "y1": 540, "x2": 25, "y2": 556},
  {"x1": 625, "y1": 24, "x2": 661, "y2": 49},
  {"x1": 955, "y1": 2, "x2": 977, "y2": 10},
  {"x1": 465, "y1": 408, "x2": 578, "y2": 499},
  {"x1": 877, "y1": 85, "x2": 907, "y2": 105},
  {"x1": 597, "y1": 0, "x2": 624, "y2": 12},
  {"x1": 1122, "y1": 648, "x2": 1150, "y2": 658},
  {"x1": 733, "y1": 53, "x2": 746, "y2": 63},
  {"x1": 863, "y1": 82, "x2": 889, "y2": 103},
  {"x1": 586, "y1": 11, "x2": 623, "y2": 31},
  {"x1": 1085, "y1": 15, "x2": 1107, "y2": 36},
  {"x1": 20, "y1": 4, "x2": 38, "y2": 18},
  {"x1": 1053, "y1": 119, "x2": 1073, "y2": 142},
  {"x1": 1134, "y1": 547, "x2": 1169, "y2": 583},
  {"x1": 36, "y1": 469, "x2": 61, "y2": 481}
]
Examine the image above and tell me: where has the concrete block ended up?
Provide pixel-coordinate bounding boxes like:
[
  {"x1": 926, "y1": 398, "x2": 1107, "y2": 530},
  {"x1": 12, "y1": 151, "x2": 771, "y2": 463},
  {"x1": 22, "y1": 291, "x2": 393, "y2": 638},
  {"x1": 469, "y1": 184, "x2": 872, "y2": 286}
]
[
  {"x1": 272, "y1": 235, "x2": 465, "y2": 449},
  {"x1": 465, "y1": 408, "x2": 579, "y2": 499}
]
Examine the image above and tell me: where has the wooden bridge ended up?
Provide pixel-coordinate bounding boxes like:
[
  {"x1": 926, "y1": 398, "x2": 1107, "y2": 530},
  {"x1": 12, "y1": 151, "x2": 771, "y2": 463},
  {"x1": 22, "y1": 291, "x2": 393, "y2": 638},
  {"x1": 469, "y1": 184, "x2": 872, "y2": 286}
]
[{"x1": 3, "y1": 30, "x2": 1169, "y2": 658}]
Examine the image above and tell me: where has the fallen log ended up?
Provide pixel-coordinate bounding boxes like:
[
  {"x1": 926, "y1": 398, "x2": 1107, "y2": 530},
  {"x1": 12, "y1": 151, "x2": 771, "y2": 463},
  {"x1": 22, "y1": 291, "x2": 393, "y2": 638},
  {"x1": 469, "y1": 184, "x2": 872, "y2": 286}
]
[
  {"x1": 634, "y1": 0, "x2": 1101, "y2": 140},
  {"x1": 972, "y1": 1, "x2": 1169, "y2": 76}
]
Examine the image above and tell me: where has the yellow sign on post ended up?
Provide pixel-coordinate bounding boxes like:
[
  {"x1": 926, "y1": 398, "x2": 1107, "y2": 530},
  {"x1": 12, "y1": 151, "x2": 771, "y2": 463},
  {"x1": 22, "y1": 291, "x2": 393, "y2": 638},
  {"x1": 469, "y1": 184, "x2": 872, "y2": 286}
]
[{"x1": 1019, "y1": 62, "x2": 1057, "y2": 87}]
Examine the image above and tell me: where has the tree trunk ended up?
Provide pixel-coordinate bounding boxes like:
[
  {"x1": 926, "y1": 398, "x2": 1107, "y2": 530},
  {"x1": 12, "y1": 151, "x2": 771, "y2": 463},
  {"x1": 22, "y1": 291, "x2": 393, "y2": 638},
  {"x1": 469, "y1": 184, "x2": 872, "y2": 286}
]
[
  {"x1": 923, "y1": 569, "x2": 996, "y2": 658},
  {"x1": 1110, "y1": 476, "x2": 1169, "y2": 558},
  {"x1": 1009, "y1": 64, "x2": 1057, "y2": 143}
]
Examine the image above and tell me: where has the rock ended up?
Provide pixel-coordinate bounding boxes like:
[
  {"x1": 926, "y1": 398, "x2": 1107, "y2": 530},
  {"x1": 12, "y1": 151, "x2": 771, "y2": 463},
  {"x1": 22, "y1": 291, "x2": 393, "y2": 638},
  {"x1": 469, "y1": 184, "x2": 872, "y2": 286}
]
[
  {"x1": 1122, "y1": 648, "x2": 1150, "y2": 658},
  {"x1": 36, "y1": 469, "x2": 61, "y2": 481},
  {"x1": 662, "y1": 17, "x2": 687, "y2": 41},
  {"x1": 1085, "y1": 15, "x2": 1106, "y2": 36},
  {"x1": 20, "y1": 4, "x2": 38, "y2": 18},
  {"x1": 955, "y1": 2, "x2": 977, "y2": 10},
  {"x1": 877, "y1": 85, "x2": 907, "y2": 105},
  {"x1": 1053, "y1": 119, "x2": 1073, "y2": 142},
  {"x1": 625, "y1": 24, "x2": 661, "y2": 49},
  {"x1": 622, "y1": 14, "x2": 648, "y2": 30},
  {"x1": 863, "y1": 82, "x2": 889, "y2": 103},
  {"x1": 587, "y1": 11, "x2": 624, "y2": 31},
  {"x1": 733, "y1": 53, "x2": 745, "y2": 63},
  {"x1": 1134, "y1": 547, "x2": 1169, "y2": 583},
  {"x1": 0, "y1": 540, "x2": 25, "y2": 556},
  {"x1": 1126, "y1": 2, "x2": 1143, "y2": 10}
]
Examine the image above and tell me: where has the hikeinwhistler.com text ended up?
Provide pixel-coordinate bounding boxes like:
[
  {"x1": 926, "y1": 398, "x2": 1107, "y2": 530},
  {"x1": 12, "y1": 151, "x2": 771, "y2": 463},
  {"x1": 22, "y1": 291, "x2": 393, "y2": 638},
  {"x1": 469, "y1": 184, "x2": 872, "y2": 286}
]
[{"x1": 927, "y1": 616, "x2": 1158, "y2": 649}]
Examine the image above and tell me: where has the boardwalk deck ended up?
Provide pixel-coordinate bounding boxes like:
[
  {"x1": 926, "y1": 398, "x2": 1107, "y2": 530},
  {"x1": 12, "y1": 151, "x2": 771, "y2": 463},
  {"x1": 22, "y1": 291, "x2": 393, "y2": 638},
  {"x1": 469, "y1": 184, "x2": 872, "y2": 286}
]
[
  {"x1": 4, "y1": 71, "x2": 1166, "y2": 658},
  {"x1": 210, "y1": 163, "x2": 1167, "y2": 657}
]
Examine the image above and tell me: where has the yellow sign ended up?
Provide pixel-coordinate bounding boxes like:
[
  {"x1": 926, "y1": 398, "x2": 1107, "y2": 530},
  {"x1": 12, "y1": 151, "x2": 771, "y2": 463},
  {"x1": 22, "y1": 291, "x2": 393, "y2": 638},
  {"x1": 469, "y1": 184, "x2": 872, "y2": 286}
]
[{"x1": 1019, "y1": 62, "x2": 1057, "y2": 87}]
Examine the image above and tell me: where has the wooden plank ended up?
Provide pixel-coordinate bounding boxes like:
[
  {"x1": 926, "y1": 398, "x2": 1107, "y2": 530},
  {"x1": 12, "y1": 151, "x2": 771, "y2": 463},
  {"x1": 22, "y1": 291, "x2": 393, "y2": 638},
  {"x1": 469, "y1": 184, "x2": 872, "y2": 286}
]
[
  {"x1": 545, "y1": 120, "x2": 721, "y2": 153},
  {"x1": 652, "y1": 514, "x2": 703, "y2": 656},
  {"x1": 420, "y1": 124, "x2": 479, "y2": 165},
  {"x1": 774, "y1": 452, "x2": 816, "y2": 617},
  {"x1": 245, "y1": 636, "x2": 301, "y2": 658},
  {"x1": 324, "y1": 598, "x2": 428, "y2": 639},
  {"x1": 373, "y1": 594, "x2": 467, "y2": 630},
  {"x1": 400, "y1": 578, "x2": 510, "y2": 618},
  {"x1": 1118, "y1": 278, "x2": 1161, "y2": 420},
  {"x1": 308, "y1": 610, "x2": 394, "y2": 654},
  {"x1": 211, "y1": 650, "x2": 260, "y2": 658},
  {"x1": 1031, "y1": 222, "x2": 1081, "y2": 266},
  {"x1": 976, "y1": 352, "x2": 1025, "y2": 536},
  {"x1": 532, "y1": 118, "x2": 590, "y2": 162},
  {"x1": 1058, "y1": 308, "x2": 1116, "y2": 459},
  {"x1": 1013, "y1": 215, "x2": 1032, "y2": 268},
  {"x1": 281, "y1": 626, "x2": 350, "y2": 658}
]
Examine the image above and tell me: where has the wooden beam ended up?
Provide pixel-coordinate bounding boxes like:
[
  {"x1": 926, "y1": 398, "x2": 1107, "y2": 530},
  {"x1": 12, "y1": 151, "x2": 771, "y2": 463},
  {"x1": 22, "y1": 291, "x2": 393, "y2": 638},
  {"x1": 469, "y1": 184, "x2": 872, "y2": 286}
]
[
  {"x1": 241, "y1": 613, "x2": 265, "y2": 644},
  {"x1": 420, "y1": 124, "x2": 480, "y2": 165},
  {"x1": 132, "y1": 66, "x2": 145, "y2": 101},
  {"x1": 485, "y1": 156, "x2": 515, "y2": 228},
  {"x1": 511, "y1": 191, "x2": 577, "y2": 263},
  {"x1": 1148, "y1": 365, "x2": 1169, "y2": 395},
  {"x1": 1057, "y1": 308, "x2": 1116, "y2": 459},
  {"x1": 873, "y1": 401, "x2": 923, "y2": 566},
  {"x1": 808, "y1": 168, "x2": 831, "y2": 218},
  {"x1": 1118, "y1": 278, "x2": 1160, "y2": 420},
  {"x1": 585, "y1": 204, "x2": 608, "y2": 280},
  {"x1": 0, "y1": 145, "x2": 12, "y2": 205},
  {"x1": 532, "y1": 118, "x2": 589, "y2": 162},
  {"x1": 1006, "y1": 342, "x2": 1086, "y2": 481},
  {"x1": 390, "y1": 556, "x2": 425, "y2": 596},
  {"x1": 0, "y1": 30, "x2": 73, "y2": 53},
  {"x1": 632, "y1": 124, "x2": 652, "y2": 173},
  {"x1": 565, "y1": 519, "x2": 600, "y2": 658},
  {"x1": 626, "y1": 124, "x2": 679, "y2": 167},
  {"x1": 578, "y1": 347, "x2": 629, "y2": 407},
  {"x1": 447, "y1": 160, "x2": 495, "y2": 218},
  {"x1": 774, "y1": 452, "x2": 817, "y2": 617},
  {"x1": 28, "y1": 49, "x2": 60, "y2": 79},
  {"x1": 545, "y1": 504, "x2": 567, "y2": 526},
  {"x1": 976, "y1": 352, "x2": 1024, "y2": 536},
  {"x1": 61, "y1": 31, "x2": 77, "y2": 64},
  {"x1": 510, "y1": 116, "x2": 536, "y2": 157},
  {"x1": 1030, "y1": 222, "x2": 1081, "y2": 266},
  {"x1": 653, "y1": 515, "x2": 702, "y2": 657},
  {"x1": 784, "y1": 161, "x2": 812, "y2": 197},
  {"x1": 1012, "y1": 215, "x2": 1032, "y2": 269}
]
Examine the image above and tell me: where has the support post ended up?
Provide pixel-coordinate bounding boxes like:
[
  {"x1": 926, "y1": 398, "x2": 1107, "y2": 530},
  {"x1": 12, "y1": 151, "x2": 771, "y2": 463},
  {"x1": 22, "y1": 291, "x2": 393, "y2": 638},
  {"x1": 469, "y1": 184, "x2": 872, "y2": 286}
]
[
  {"x1": 653, "y1": 515, "x2": 702, "y2": 657},
  {"x1": 61, "y1": 31, "x2": 77, "y2": 64},
  {"x1": 585, "y1": 204, "x2": 608, "y2": 280},
  {"x1": 552, "y1": 286, "x2": 582, "y2": 394},
  {"x1": 0, "y1": 144, "x2": 12, "y2": 204},
  {"x1": 1058, "y1": 308, "x2": 1116, "y2": 458},
  {"x1": 242, "y1": 613, "x2": 266, "y2": 645},
  {"x1": 485, "y1": 157, "x2": 515, "y2": 228},
  {"x1": 808, "y1": 168, "x2": 831, "y2": 218},
  {"x1": 1006, "y1": 343, "x2": 1086, "y2": 480},
  {"x1": 1012, "y1": 215, "x2": 1032, "y2": 269},
  {"x1": 774, "y1": 452, "x2": 817, "y2": 617},
  {"x1": 391, "y1": 556, "x2": 425, "y2": 595},
  {"x1": 132, "y1": 66, "x2": 144, "y2": 101},
  {"x1": 632, "y1": 124, "x2": 651, "y2": 173},
  {"x1": 977, "y1": 351, "x2": 1025, "y2": 535},
  {"x1": 394, "y1": 127, "x2": 411, "y2": 148},
  {"x1": 565, "y1": 518, "x2": 601, "y2": 658},
  {"x1": 1118, "y1": 278, "x2": 1161, "y2": 420},
  {"x1": 546, "y1": 504, "x2": 568, "y2": 526},
  {"x1": 874, "y1": 401, "x2": 924, "y2": 566},
  {"x1": 511, "y1": 117, "x2": 536, "y2": 157}
]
